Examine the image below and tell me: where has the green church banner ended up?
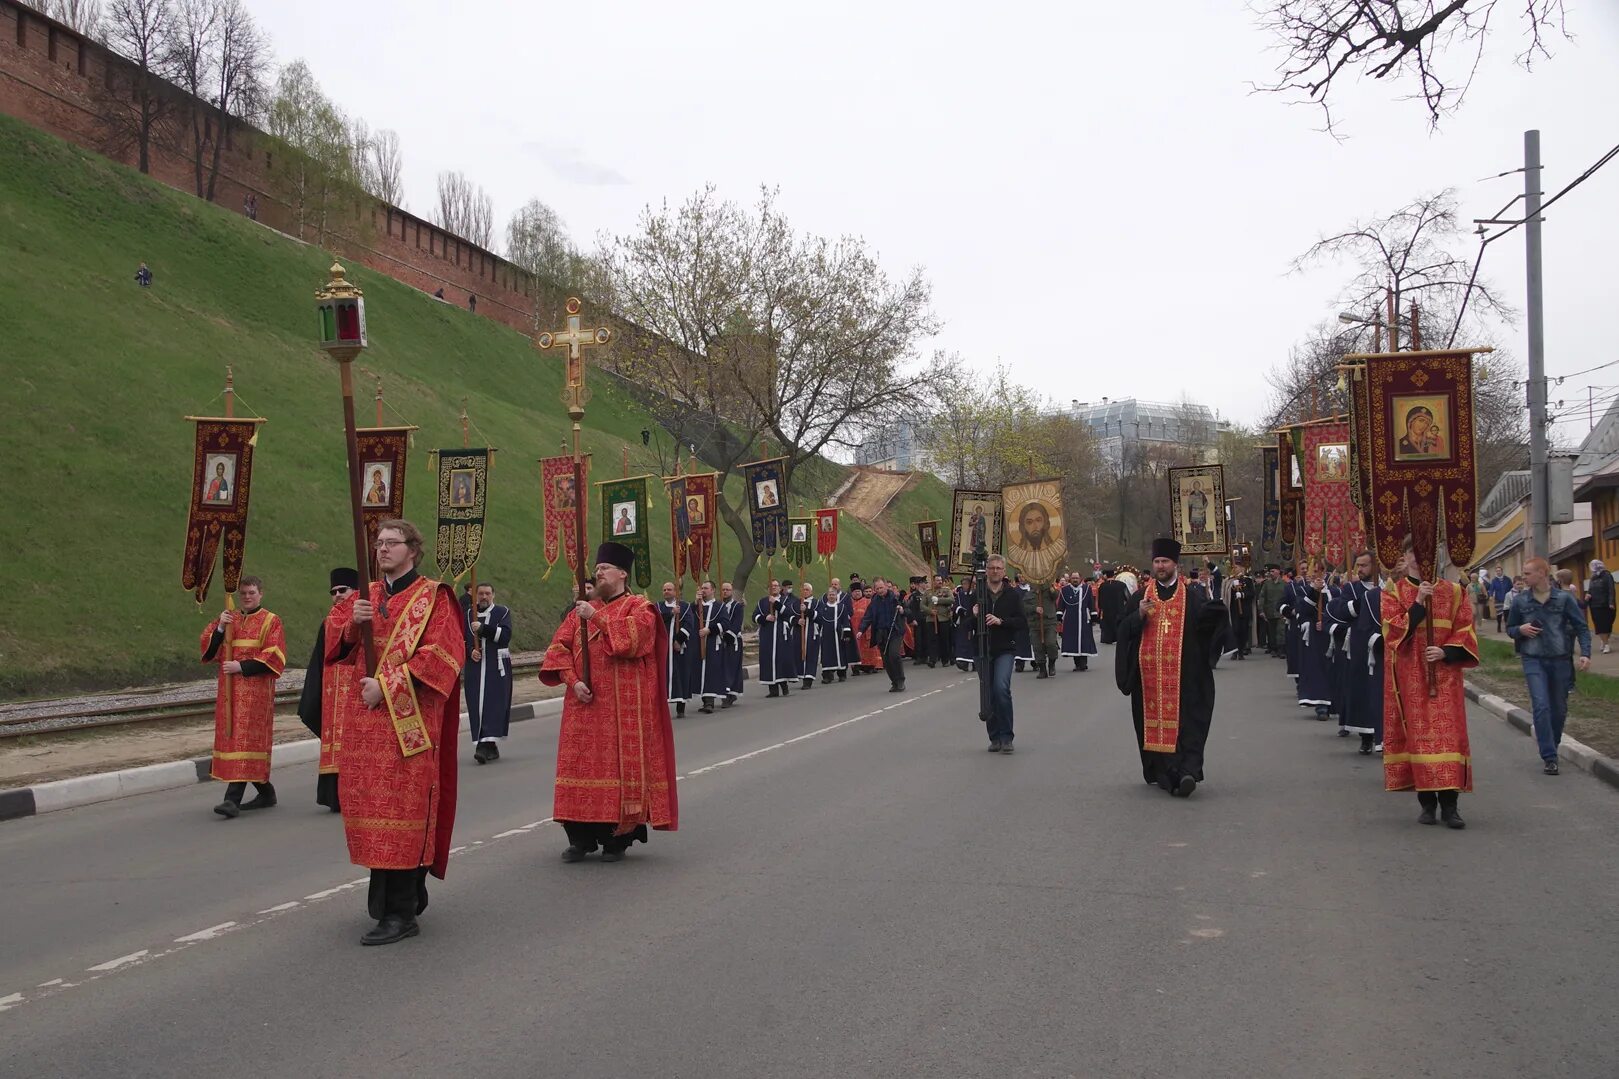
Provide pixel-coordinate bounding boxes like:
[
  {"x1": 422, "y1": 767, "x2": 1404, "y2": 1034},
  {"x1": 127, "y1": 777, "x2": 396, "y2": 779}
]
[{"x1": 598, "y1": 474, "x2": 653, "y2": 588}]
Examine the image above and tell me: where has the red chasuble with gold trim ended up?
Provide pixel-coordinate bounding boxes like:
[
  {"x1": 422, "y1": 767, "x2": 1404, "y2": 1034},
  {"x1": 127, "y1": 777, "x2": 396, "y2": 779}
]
[
  {"x1": 851, "y1": 597, "x2": 882, "y2": 669},
  {"x1": 202, "y1": 607, "x2": 286, "y2": 782},
  {"x1": 541, "y1": 591, "x2": 679, "y2": 834},
  {"x1": 332, "y1": 576, "x2": 464, "y2": 877},
  {"x1": 1381, "y1": 577, "x2": 1477, "y2": 793},
  {"x1": 1138, "y1": 579, "x2": 1188, "y2": 753},
  {"x1": 318, "y1": 606, "x2": 356, "y2": 778}
]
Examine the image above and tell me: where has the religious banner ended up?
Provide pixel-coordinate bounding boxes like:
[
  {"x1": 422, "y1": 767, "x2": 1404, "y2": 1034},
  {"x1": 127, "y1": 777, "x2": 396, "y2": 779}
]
[
  {"x1": 917, "y1": 520, "x2": 941, "y2": 567},
  {"x1": 815, "y1": 507, "x2": 840, "y2": 564},
  {"x1": 1363, "y1": 349, "x2": 1480, "y2": 577},
  {"x1": 665, "y1": 475, "x2": 691, "y2": 581},
  {"x1": 434, "y1": 447, "x2": 489, "y2": 583},
  {"x1": 1002, "y1": 478, "x2": 1066, "y2": 583},
  {"x1": 950, "y1": 488, "x2": 1003, "y2": 574},
  {"x1": 1348, "y1": 364, "x2": 1374, "y2": 513},
  {"x1": 540, "y1": 453, "x2": 590, "y2": 577},
  {"x1": 742, "y1": 457, "x2": 788, "y2": 554},
  {"x1": 680, "y1": 472, "x2": 719, "y2": 582},
  {"x1": 599, "y1": 474, "x2": 653, "y2": 588},
  {"x1": 356, "y1": 426, "x2": 411, "y2": 579},
  {"x1": 1301, "y1": 418, "x2": 1357, "y2": 572},
  {"x1": 786, "y1": 516, "x2": 814, "y2": 568},
  {"x1": 182, "y1": 417, "x2": 266, "y2": 603},
  {"x1": 1168, "y1": 465, "x2": 1226, "y2": 558},
  {"x1": 1280, "y1": 429, "x2": 1305, "y2": 499},
  {"x1": 1261, "y1": 445, "x2": 1280, "y2": 552}
]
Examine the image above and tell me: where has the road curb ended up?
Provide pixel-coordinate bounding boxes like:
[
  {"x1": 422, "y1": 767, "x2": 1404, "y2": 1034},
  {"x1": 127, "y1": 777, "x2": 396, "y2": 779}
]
[
  {"x1": 1464, "y1": 680, "x2": 1619, "y2": 792},
  {"x1": 1, "y1": 664, "x2": 758, "y2": 823}
]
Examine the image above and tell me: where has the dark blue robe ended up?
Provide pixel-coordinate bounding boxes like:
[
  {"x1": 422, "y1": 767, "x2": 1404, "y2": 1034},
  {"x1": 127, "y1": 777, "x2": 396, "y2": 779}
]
[
  {"x1": 795, "y1": 598, "x2": 821, "y2": 680},
  {"x1": 1282, "y1": 579, "x2": 1302, "y2": 680},
  {"x1": 753, "y1": 594, "x2": 795, "y2": 686},
  {"x1": 815, "y1": 591, "x2": 853, "y2": 671},
  {"x1": 658, "y1": 599, "x2": 697, "y2": 703},
  {"x1": 1328, "y1": 580, "x2": 1385, "y2": 739},
  {"x1": 464, "y1": 602, "x2": 513, "y2": 742},
  {"x1": 1292, "y1": 583, "x2": 1334, "y2": 710},
  {"x1": 952, "y1": 585, "x2": 977, "y2": 669},
  {"x1": 717, "y1": 598, "x2": 745, "y2": 695}
]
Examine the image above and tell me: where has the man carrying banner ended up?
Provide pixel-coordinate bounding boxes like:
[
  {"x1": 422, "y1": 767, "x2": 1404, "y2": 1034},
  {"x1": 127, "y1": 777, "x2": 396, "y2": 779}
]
[
  {"x1": 796, "y1": 581, "x2": 821, "y2": 689},
  {"x1": 204, "y1": 575, "x2": 287, "y2": 819},
  {"x1": 1031, "y1": 578, "x2": 1061, "y2": 678},
  {"x1": 816, "y1": 577, "x2": 853, "y2": 683},
  {"x1": 1058, "y1": 571, "x2": 1098, "y2": 672},
  {"x1": 465, "y1": 582, "x2": 514, "y2": 763},
  {"x1": 716, "y1": 581, "x2": 746, "y2": 705},
  {"x1": 694, "y1": 581, "x2": 725, "y2": 714},
  {"x1": 1115, "y1": 538, "x2": 1230, "y2": 798},
  {"x1": 754, "y1": 579, "x2": 795, "y2": 698},
  {"x1": 541, "y1": 541, "x2": 679, "y2": 862},
  {"x1": 1381, "y1": 539, "x2": 1478, "y2": 828},
  {"x1": 297, "y1": 567, "x2": 359, "y2": 812},
  {"x1": 331, "y1": 519, "x2": 464, "y2": 945},
  {"x1": 658, "y1": 581, "x2": 697, "y2": 717}
]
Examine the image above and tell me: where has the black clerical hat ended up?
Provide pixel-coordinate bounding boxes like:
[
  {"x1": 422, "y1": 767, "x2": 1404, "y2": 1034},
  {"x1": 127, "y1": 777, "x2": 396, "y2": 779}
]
[
  {"x1": 1149, "y1": 537, "x2": 1182, "y2": 562},
  {"x1": 909, "y1": 575, "x2": 925, "y2": 584},
  {"x1": 330, "y1": 567, "x2": 359, "y2": 589},
  {"x1": 594, "y1": 541, "x2": 635, "y2": 572}
]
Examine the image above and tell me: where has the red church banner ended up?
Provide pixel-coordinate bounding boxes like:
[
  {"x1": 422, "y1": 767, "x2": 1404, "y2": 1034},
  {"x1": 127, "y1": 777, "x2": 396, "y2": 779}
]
[
  {"x1": 356, "y1": 427, "x2": 411, "y2": 580},
  {"x1": 680, "y1": 472, "x2": 719, "y2": 583},
  {"x1": 182, "y1": 417, "x2": 266, "y2": 603},
  {"x1": 816, "y1": 508, "x2": 840, "y2": 562},
  {"x1": 540, "y1": 453, "x2": 591, "y2": 577},
  {"x1": 1301, "y1": 418, "x2": 1359, "y2": 572}
]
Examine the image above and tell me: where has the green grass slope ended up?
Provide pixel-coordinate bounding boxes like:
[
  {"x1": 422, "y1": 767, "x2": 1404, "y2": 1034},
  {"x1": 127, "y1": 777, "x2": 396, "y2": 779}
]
[{"x1": 0, "y1": 114, "x2": 954, "y2": 697}]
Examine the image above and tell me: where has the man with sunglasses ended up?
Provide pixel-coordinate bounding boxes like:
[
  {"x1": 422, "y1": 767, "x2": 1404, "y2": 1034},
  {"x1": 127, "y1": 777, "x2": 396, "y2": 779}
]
[{"x1": 297, "y1": 568, "x2": 360, "y2": 812}]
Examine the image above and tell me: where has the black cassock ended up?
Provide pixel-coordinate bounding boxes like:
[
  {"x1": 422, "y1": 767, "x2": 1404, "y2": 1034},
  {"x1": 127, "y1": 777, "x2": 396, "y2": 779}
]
[
  {"x1": 1114, "y1": 578, "x2": 1231, "y2": 786},
  {"x1": 1097, "y1": 579, "x2": 1130, "y2": 644}
]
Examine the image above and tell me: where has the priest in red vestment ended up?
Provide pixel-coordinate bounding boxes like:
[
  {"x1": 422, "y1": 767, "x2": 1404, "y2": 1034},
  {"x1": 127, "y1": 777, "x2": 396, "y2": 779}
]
[
  {"x1": 202, "y1": 575, "x2": 287, "y2": 819},
  {"x1": 541, "y1": 541, "x2": 679, "y2": 863},
  {"x1": 330, "y1": 519, "x2": 464, "y2": 945},
  {"x1": 1381, "y1": 540, "x2": 1478, "y2": 829}
]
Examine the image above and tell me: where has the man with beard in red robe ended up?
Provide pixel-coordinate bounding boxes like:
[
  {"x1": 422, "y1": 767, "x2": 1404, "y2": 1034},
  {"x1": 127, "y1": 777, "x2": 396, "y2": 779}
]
[
  {"x1": 542, "y1": 541, "x2": 680, "y2": 862},
  {"x1": 330, "y1": 519, "x2": 463, "y2": 945}
]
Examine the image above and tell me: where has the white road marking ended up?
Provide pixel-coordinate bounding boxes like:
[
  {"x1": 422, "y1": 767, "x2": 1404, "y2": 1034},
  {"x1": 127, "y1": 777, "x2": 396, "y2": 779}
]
[
  {"x1": 174, "y1": 922, "x2": 236, "y2": 943},
  {"x1": 12, "y1": 679, "x2": 965, "y2": 1015},
  {"x1": 86, "y1": 951, "x2": 147, "y2": 972}
]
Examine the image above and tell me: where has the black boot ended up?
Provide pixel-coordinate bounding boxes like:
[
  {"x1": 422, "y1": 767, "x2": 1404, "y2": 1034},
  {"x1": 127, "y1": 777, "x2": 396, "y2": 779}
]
[
  {"x1": 699, "y1": 699, "x2": 714, "y2": 714},
  {"x1": 1417, "y1": 791, "x2": 1439, "y2": 826},
  {"x1": 240, "y1": 782, "x2": 277, "y2": 811},
  {"x1": 1438, "y1": 790, "x2": 1465, "y2": 829},
  {"x1": 837, "y1": 671, "x2": 846, "y2": 682},
  {"x1": 1359, "y1": 733, "x2": 1374, "y2": 755},
  {"x1": 214, "y1": 781, "x2": 246, "y2": 818},
  {"x1": 767, "y1": 685, "x2": 779, "y2": 698},
  {"x1": 1036, "y1": 667, "x2": 1049, "y2": 679},
  {"x1": 473, "y1": 742, "x2": 491, "y2": 764},
  {"x1": 675, "y1": 702, "x2": 685, "y2": 717}
]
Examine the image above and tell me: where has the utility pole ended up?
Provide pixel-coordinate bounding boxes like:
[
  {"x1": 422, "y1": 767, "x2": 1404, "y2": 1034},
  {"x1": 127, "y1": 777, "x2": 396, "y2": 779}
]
[{"x1": 1524, "y1": 129, "x2": 1550, "y2": 558}]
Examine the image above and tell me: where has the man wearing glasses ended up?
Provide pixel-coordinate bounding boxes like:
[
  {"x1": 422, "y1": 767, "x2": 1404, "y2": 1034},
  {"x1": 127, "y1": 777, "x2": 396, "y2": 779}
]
[
  {"x1": 328, "y1": 520, "x2": 465, "y2": 945},
  {"x1": 297, "y1": 568, "x2": 360, "y2": 812}
]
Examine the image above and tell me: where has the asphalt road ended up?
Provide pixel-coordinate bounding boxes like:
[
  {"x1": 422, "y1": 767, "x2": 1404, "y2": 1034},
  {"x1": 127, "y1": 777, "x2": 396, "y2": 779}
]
[{"x1": 3, "y1": 651, "x2": 1618, "y2": 1078}]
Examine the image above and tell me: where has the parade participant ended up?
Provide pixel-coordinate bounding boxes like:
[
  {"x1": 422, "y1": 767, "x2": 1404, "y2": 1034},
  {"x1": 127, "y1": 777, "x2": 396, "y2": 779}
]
[
  {"x1": 1223, "y1": 570, "x2": 1254, "y2": 660},
  {"x1": 694, "y1": 581, "x2": 724, "y2": 713},
  {"x1": 1327, "y1": 552, "x2": 1385, "y2": 755},
  {"x1": 1013, "y1": 574, "x2": 1035, "y2": 673},
  {"x1": 753, "y1": 579, "x2": 795, "y2": 697},
  {"x1": 1507, "y1": 557, "x2": 1593, "y2": 775},
  {"x1": 1281, "y1": 567, "x2": 1303, "y2": 680},
  {"x1": 906, "y1": 576, "x2": 930, "y2": 666},
  {"x1": 297, "y1": 568, "x2": 358, "y2": 812},
  {"x1": 1293, "y1": 569, "x2": 1334, "y2": 719},
  {"x1": 859, "y1": 577, "x2": 910, "y2": 692},
  {"x1": 1058, "y1": 571, "x2": 1098, "y2": 671},
  {"x1": 331, "y1": 520, "x2": 464, "y2": 945},
  {"x1": 1031, "y1": 578, "x2": 1060, "y2": 678},
  {"x1": 465, "y1": 582, "x2": 514, "y2": 763},
  {"x1": 973, "y1": 554, "x2": 1026, "y2": 751},
  {"x1": 926, "y1": 575, "x2": 955, "y2": 667},
  {"x1": 541, "y1": 541, "x2": 679, "y2": 863},
  {"x1": 951, "y1": 577, "x2": 977, "y2": 671},
  {"x1": 658, "y1": 581, "x2": 697, "y2": 717},
  {"x1": 1382, "y1": 539, "x2": 1478, "y2": 828},
  {"x1": 796, "y1": 581, "x2": 821, "y2": 689},
  {"x1": 1258, "y1": 564, "x2": 1285, "y2": 657},
  {"x1": 204, "y1": 575, "x2": 287, "y2": 818},
  {"x1": 816, "y1": 578, "x2": 853, "y2": 683},
  {"x1": 1114, "y1": 538, "x2": 1230, "y2": 797},
  {"x1": 1097, "y1": 568, "x2": 1129, "y2": 644},
  {"x1": 849, "y1": 583, "x2": 872, "y2": 674},
  {"x1": 716, "y1": 581, "x2": 745, "y2": 705}
]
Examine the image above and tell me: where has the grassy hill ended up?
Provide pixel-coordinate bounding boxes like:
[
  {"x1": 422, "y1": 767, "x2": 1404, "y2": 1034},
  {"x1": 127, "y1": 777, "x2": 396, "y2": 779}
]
[{"x1": 0, "y1": 113, "x2": 954, "y2": 697}]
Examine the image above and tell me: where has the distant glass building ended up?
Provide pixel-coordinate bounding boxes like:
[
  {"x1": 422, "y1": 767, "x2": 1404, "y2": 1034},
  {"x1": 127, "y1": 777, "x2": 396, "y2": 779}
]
[
  {"x1": 853, "y1": 422, "x2": 919, "y2": 471},
  {"x1": 1066, "y1": 398, "x2": 1224, "y2": 470}
]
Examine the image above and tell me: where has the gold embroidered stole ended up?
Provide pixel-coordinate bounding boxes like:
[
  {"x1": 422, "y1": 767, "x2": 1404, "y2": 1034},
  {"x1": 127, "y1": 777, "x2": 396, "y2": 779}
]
[
  {"x1": 1139, "y1": 579, "x2": 1188, "y2": 753},
  {"x1": 377, "y1": 577, "x2": 440, "y2": 758}
]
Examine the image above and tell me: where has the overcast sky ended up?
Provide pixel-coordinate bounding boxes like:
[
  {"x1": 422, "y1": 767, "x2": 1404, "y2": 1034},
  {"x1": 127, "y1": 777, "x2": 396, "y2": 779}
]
[{"x1": 252, "y1": 1, "x2": 1619, "y2": 445}]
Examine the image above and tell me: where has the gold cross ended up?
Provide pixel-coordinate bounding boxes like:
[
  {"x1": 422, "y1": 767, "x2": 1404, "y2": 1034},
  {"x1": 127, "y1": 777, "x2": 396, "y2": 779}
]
[
  {"x1": 1159, "y1": 616, "x2": 1172, "y2": 636},
  {"x1": 535, "y1": 297, "x2": 612, "y2": 421}
]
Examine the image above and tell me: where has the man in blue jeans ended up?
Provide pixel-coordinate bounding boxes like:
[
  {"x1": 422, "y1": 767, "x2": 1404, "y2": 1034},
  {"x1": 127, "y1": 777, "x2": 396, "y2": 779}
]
[
  {"x1": 1506, "y1": 557, "x2": 1592, "y2": 775},
  {"x1": 972, "y1": 554, "x2": 1026, "y2": 753}
]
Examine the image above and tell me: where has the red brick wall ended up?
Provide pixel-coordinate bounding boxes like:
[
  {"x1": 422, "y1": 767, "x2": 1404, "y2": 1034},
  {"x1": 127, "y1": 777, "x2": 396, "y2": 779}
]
[{"x1": 0, "y1": 0, "x2": 559, "y2": 334}]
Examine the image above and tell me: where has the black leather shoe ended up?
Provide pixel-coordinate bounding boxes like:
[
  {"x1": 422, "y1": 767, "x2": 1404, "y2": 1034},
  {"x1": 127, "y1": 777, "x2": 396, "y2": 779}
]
[
  {"x1": 767, "y1": 686, "x2": 778, "y2": 698},
  {"x1": 698, "y1": 703, "x2": 714, "y2": 714},
  {"x1": 361, "y1": 915, "x2": 419, "y2": 946},
  {"x1": 561, "y1": 846, "x2": 589, "y2": 863},
  {"x1": 889, "y1": 683, "x2": 905, "y2": 693},
  {"x1": 988, "y1": 742, "x2": 1002, "y2": 752},
  {"x1": 473, "y1": 744, "x2": 491, "y2": 764},
  {"x1": 722, "y1": 696, "x2": 735, "y2": 708},
  {"x1": 1036, "y1": 670, "x2": 1049, "y2": 679},
  {"x1": 1441, "y1": 805, "x2": 1466, "y2": 829},
  {"x1": 1417, "y1": 806, "x2": 1438, "y2": 826},
  {"x1": 1543, "y1": 759, "x2": 1559, "y2": 775},
  {"x1": 488, "y1": 742, "x2": 499, "y2": 760},
  {"x1": 600, "y1": 850, "x2": 624, "y2": 863},
  {"x1": 1359, "y1": 734, "x2": 1375, "y2": 755},
  {"x1": 1175, "y1": 775, "x2": 1197, "y2": 797},
  {"x1": 213, "y1": 800, "x2": 240, "y2": 819},
  {"x1": 240, "y1": 791, "x2": 277, "y2": 811},
  {"x1": 675, "y1": 703, "x2": 686, "y2": 717}
]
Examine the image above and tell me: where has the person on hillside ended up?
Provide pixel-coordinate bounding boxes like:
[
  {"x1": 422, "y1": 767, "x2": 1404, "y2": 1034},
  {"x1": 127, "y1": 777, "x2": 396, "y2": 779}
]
[
  {"x1": 1508, "y1": 557, "x2": 1593, "y2": 775},
  {"x1": 974, "y1": 554, "x2": 1027, "y2": 752},
  {"x1": 1586, "y1": 559, "x2": 1615, "y2": 655},
  {"x1": 816, "y1": 578, "x2": 853, "y2": 682},
  {"x1": 135, "y1": 261, "x2": 152, "y2": 287},
  {"x1": 1381, "y1": 539, "x2": 1477, "y2": 829},
  {"x1": 860, "y1": 576, "x2": 910, "y2": 692},
  {"x1": 296, "y1": 567, "x2": 359, "y2": 813},
  {"x1": 465, "y1": 582, "x2": 514, "y2": 763},
  {"x1": 1114, "y1": 538, "x2": 1230, "y2": 798},
  {"x1": 541, "y1": 541, "x2": 678, "y2": 864},
  {"x1": 331, "y1": 519, "x2": 464, "y2": 944},
  {"x1": 1326, "y1": 552, "x2": 1385, "y2": 755},
  {"x1": 203, "y1": 574, "x2": 286, "y2": 819}
]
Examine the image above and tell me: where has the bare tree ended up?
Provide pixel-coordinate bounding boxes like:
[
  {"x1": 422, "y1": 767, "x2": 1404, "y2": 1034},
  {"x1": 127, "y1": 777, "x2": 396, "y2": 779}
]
[
  {"x1": 347, "y1": 114, "x2": 375, "y2": 196},
  {"x1": 166, "y1": 0, "x2": 219, "y2": 198},
  {"x1": 1254, "y1": 0, "x2": 1570, "y2": 131},
  {"x1": 205, "y1": 0, "x2": 268, "y2": 202},
  {"x1": 48, "y1": 0, "x2": 105, "y2": 38},
  {"x1": 434, "y1": 170, "x2": 494, "y2": 247},
  {"x1": 102, "y1": 0, "x2": 175, "y2": 174},
  {"x1": 506, "y1": 198, "x2": 574, "y2": 281},
  {"x1": 367, "y1": 128, "x2": 404, "y2": 206}
]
